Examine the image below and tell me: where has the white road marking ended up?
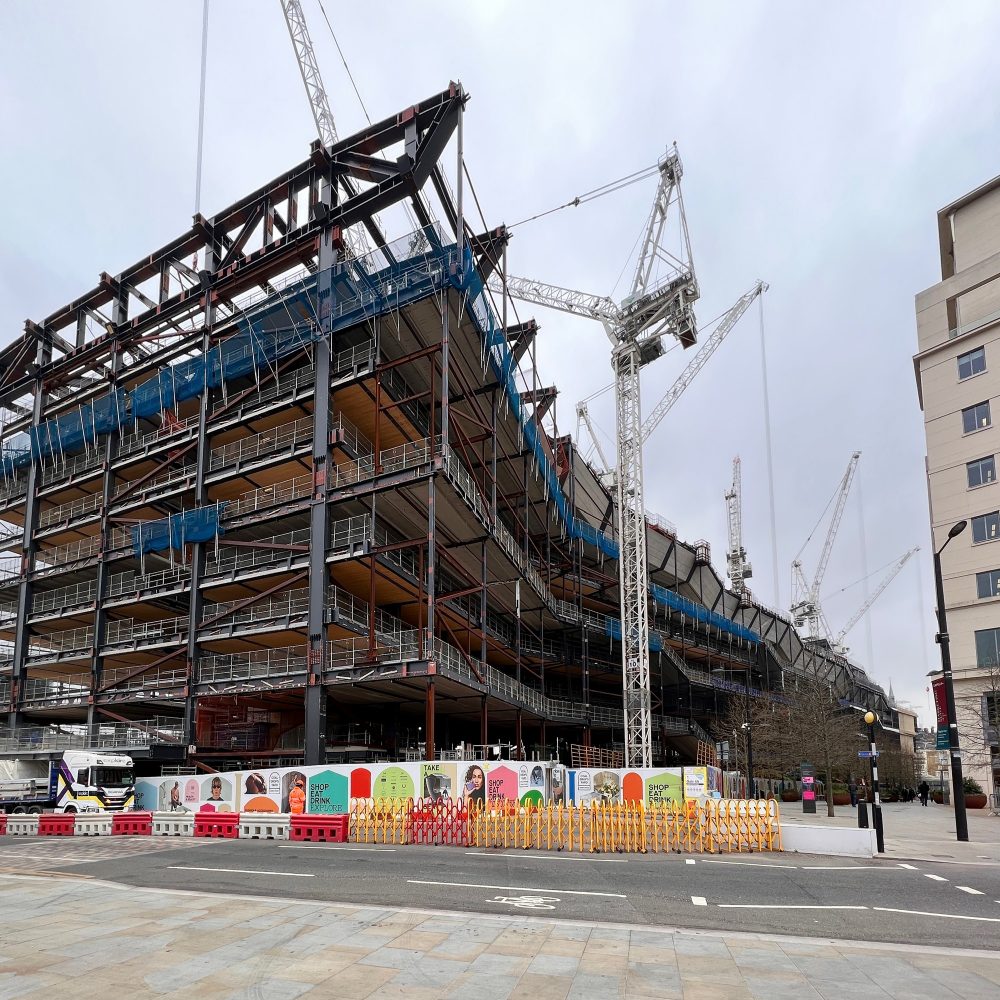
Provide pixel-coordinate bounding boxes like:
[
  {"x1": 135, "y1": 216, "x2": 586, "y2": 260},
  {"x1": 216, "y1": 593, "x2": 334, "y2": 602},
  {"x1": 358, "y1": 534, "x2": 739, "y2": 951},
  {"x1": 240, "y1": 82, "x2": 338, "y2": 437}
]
[
  {"x1": 898, "y1": 863, "x2": 918, "y2": 870},
  {"x1": 957, "y1": 886, "x2": 985, "y2": 895},
  {"x1": 464, "y1": 852, "x2": 627, "y2": 863},
  {"x1": 699, "y1": 859, "x2": 795, "y2": 869},
  {"x1": 924, "y1": 873, "x2": 948, "y2": 882},
  {"x1": 490, "y1": 894, "x2": 559, "y2": 910},
  {"x1": 406, "y1": 879, "x2": 625, "y2": 898},
  {"x1": 685, "y1": 859, "x2": 696, "y2": 865},
  {"x1": 167, "y1": 866, "x2": 314, "y2": 878},
  {"x1": 281, "y1": 845, "x2": 396, "y2": 852},
  {"x1": 874, "y1": 906, "x2": 1000, "y2": 923},
  {"x1": 717, "y1": 904, "x2": 868, "y2": 910},
  {"x1": 691, "y1": 896, "x2": 707, "y2": 906}
]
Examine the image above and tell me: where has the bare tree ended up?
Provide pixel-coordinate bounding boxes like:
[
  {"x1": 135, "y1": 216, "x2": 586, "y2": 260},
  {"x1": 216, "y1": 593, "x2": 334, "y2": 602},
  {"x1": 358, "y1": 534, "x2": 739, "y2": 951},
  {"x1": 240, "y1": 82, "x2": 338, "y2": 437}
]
[{"x1": 955, "y1": 661, "x2": 1000, "y2": 801}]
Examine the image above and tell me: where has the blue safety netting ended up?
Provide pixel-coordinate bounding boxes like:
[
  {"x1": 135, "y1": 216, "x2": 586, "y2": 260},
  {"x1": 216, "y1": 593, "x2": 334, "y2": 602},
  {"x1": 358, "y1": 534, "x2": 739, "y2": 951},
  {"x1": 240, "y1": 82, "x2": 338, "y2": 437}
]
[
  {"x1": 9, "y1": 227, "x2": 456, "y2": 476},
  {"x1": 651, "y1": 583, "x2": 760, "y2": 643},
  {"x1": 455, "y1": 246, "x2": 620, "y2": 560},
  {"x1": 605, "y1": 617, "x2": 663, "y2": 652},
  {"x1": 131, "y1": 504, "x2": 226, "y2": 557},
  {"x1": 455, "y1": 246, "x2": 757, "y2": 648}
]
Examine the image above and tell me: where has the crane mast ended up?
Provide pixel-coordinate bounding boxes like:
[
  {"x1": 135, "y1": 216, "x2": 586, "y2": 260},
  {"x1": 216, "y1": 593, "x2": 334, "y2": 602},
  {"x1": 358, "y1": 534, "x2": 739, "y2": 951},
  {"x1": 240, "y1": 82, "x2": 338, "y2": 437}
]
[
  {"x1": 279, "y1": 0, "x2": 374, "y2": 262},
  {"x1": 791, "y1": 451, "x2": 861, "y2": 640},
  {"x1": 497, "y1": 150, "x2": 699, "y2": 767},
  {"x1": 726, "y1": 456, "x2": 752, "y2": 596},
  {"x1": 834, "y1": 546, "x2": 919, "y2": 652}
]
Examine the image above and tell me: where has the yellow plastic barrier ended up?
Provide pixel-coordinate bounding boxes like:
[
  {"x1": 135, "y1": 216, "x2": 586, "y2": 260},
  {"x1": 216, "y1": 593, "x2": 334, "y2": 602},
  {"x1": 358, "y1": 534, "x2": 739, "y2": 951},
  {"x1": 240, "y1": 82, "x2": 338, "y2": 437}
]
[
  {"x1": 349, "y1": 796, "x2": 413, "y2": 845},
  {"x1": 463, "y1": 799, "x2": 780, "y2": 855}
]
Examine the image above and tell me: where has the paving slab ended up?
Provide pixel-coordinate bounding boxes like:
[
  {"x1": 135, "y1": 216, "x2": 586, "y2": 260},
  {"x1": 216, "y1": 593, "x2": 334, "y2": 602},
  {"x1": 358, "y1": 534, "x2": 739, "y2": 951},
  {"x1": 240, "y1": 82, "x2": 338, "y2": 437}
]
[{"x1": 0, "y1": 873, "x2": 999, "y2": 998}]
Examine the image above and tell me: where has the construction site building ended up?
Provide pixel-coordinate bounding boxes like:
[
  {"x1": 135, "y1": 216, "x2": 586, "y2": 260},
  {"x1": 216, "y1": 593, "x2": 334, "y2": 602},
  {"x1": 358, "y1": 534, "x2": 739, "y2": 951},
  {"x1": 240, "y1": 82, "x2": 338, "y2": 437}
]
[{"x1": 0, "y1": 85, "x2": 894, "y2": 770}]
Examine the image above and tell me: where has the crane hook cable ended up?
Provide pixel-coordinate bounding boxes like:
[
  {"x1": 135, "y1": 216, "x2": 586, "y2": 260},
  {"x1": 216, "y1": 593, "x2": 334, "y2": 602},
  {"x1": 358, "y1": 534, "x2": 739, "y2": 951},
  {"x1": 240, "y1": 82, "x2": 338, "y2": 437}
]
[{"x1": 507, "y1": 162, "x2": 659, "y2": 230}]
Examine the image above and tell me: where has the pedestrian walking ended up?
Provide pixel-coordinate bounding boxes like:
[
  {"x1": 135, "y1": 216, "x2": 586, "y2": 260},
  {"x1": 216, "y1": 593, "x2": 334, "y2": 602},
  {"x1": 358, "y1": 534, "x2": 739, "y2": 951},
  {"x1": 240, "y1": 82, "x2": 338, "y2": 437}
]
[
  {"x1": 848, "y1": 777, "x2": 858, "y2": 807},
  {"x1": 918, "y1": 780, "x2": 930, "y2": 806}
]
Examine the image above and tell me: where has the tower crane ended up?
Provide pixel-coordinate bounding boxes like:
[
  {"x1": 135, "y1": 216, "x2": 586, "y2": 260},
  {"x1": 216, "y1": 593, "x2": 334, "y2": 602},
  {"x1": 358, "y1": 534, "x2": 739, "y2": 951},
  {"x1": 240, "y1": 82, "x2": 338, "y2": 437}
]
[
  {"x1": 790, "y1": 451, "x2": 861, "y2": 641},
  {"x1": 833, "y1": 546, "x2": 919, "y2": 653},
  {"x1": 726, "y1": 456, "x2": 752, "y2": 597},
  {"x1": 279, "y1": 0, "x2": 383, "y2": 262},
  {"x1": 489, "y1": 148, "x2": 698, "y2": 767},
  {"x1": 573, "y1": 280, "x2": 766, "y2": 487}
]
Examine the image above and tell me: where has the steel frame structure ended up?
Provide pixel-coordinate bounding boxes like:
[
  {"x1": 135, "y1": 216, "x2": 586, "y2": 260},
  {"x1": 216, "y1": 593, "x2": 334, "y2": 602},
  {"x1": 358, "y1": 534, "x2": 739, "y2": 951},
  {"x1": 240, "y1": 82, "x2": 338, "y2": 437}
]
[{"x1": 0, "y1": 89, "x2": 897, "y2": 768}]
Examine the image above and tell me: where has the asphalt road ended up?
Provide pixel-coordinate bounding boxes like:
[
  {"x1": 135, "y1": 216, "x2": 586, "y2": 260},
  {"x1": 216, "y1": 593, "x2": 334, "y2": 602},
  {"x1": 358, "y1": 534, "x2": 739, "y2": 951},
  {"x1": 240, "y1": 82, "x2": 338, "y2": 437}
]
[{"x1": 3, "y1": 837, "x2": 1000, "y2": 949}]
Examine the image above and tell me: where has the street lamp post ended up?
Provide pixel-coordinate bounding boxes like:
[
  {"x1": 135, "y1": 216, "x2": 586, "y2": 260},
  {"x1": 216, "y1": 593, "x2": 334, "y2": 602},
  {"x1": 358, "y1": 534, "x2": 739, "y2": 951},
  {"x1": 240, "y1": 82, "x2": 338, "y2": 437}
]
[
  {"x1": 933, "y1": 520, "x2": 969, "y2": 842},
  {"x1": 863, "y1": 710, "x2": 885, "y2": 853},
  {"x1": 741, "y1": 720, "x2": 755, "y2": 799}
]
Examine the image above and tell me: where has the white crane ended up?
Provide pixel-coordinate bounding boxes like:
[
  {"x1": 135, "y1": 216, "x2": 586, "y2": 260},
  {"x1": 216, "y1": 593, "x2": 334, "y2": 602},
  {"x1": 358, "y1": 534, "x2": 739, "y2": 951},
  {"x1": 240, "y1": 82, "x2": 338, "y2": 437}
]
[
  {"x1": 833, "y1": 546, "x2": 919, "y2": 653},
  {"x1": 574, "y1": 281, "x2": 766, "y2": 480},
  {"x1": 490, "y1": 149, "x2": 698, "y2": 767},
  {"x1": 726, "y1": 456, "x2": 752, "y2": 597},
  {"x1": 279, "y1": 0, "x2": 376, "y2": 262},
  {"x1": 790, "y1": 451, "x2": 861, "y2": 641}
]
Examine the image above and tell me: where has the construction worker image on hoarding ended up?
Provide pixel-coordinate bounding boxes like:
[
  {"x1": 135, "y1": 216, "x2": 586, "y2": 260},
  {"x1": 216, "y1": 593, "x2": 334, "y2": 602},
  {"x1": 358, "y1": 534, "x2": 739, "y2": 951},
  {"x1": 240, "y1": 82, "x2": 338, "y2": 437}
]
[{"x1": 289, "y1": 776, "x2": 306, "y2": 814}]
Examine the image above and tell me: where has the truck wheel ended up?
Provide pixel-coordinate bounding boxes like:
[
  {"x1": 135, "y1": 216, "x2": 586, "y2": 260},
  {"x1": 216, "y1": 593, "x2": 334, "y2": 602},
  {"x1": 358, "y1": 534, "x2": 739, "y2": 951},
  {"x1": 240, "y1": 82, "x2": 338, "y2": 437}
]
[
  {"x1": 64, "y1": 805, "x2": 77, "y2": 814},
  {"x1": 11, "y1": 806, "x2": 26, "y2": 815},
  {"x1": 28, "y1": 806, "x2": 42, "y2": 814}
]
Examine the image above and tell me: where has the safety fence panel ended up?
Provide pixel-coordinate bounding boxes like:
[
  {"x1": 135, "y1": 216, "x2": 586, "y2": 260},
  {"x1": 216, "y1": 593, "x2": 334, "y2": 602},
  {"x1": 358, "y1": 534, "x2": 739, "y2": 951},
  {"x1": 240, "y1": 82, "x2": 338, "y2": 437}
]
[
  {"x1": 410, "y1": 797, "x2": 468, "y2": 846},
  {"x1": 349, "y1": 797, "x2": 413, "y2": 845}
]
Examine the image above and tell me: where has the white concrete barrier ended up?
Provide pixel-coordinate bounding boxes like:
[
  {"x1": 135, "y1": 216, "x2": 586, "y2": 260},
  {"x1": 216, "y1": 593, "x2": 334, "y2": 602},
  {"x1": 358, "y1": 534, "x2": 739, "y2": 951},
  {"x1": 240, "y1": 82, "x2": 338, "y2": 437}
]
[
  {"x1": 779, "y1": 823, "x2": 876, "y2": 858},
  {"x1": 7, "y1": 815, "x2": 40, "y2": 837},
  {"x1": 239, "y1": 813, "x2": 290, "y2": 840},
  {"x1": 74, "y1": 812, "x2": 113, "y2": 836},
  {"x1": 152, "y1": 811, "x2": 194, "y2": 837}
]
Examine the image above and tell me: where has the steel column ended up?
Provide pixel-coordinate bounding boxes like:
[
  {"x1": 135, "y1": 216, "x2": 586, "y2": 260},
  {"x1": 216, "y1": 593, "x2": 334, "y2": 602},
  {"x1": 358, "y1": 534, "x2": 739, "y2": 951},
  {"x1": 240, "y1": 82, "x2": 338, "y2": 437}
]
[
  {"x1": 87, "y1": 292, "x2": 127, "y2": 739},
  {"x1": 8, "y1": 331, "x2": 50, "y2": 728},
  {"x1": 305, "y1": 193, "x2": 339, "y2": 766}
]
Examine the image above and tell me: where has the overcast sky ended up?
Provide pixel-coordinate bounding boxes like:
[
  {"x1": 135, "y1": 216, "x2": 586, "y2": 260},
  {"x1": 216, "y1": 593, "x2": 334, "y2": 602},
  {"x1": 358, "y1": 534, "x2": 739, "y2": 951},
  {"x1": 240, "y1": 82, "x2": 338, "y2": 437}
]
[{"x1": 3, "y1": 1, "x2": 1000, "y2": 725}]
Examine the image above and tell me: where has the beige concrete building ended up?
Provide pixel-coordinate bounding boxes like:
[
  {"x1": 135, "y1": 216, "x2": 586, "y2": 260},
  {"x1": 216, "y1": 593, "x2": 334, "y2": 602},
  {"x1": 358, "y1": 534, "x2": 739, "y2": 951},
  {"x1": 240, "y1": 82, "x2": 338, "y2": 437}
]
[{"x1": 915, "y1": 175, "x2": 1000, "y2": 804}]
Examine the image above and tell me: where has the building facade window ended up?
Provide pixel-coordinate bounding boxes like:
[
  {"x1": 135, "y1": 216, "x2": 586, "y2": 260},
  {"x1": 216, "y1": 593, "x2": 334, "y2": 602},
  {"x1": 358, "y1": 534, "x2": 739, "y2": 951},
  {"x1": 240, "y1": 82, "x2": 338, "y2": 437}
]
[
  {"x1": 958, "y1": 346, "x2": 986, "y2": 380},
  {"x1": 977, "y1": 569, "x2": 1000, "y2": 599},
  {"x1": 968, "y1": 455, "x2": 997, "y2": 488},
  {"x1": 972, "y1": 511, "x2": 1000, "y2": 543},
  {"x1": 975, "y1": 627, "x2": 1000, "y2": 668},
  {"x1": 963, "y1": 400, "x2": 992, "y2": 434}
]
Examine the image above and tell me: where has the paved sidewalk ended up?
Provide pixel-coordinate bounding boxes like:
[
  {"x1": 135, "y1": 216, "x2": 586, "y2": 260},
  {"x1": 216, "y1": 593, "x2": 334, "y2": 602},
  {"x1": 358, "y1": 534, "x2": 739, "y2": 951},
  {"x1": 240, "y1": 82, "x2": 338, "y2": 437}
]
[
  {"x1": 2, "y1": 874, "x2": 1000, "y2": 999},
  {"x1": 781, "y1": 799, "x2": 1000, "y2": 863}
]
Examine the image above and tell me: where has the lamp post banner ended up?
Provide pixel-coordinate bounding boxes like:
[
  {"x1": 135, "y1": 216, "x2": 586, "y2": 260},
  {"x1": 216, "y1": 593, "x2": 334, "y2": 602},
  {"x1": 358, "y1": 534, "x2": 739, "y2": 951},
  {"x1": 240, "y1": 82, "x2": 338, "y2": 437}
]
[{"x1": 932, "y1": 676, "x2": 950, "y2": 749}]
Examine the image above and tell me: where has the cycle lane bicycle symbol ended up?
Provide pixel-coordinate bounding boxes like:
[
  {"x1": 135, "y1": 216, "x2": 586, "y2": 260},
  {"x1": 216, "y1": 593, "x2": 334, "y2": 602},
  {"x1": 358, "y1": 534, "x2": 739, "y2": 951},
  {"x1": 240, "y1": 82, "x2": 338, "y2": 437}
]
[{"x1": 490, "y1": 895, "x2": 560, "y2": 910}]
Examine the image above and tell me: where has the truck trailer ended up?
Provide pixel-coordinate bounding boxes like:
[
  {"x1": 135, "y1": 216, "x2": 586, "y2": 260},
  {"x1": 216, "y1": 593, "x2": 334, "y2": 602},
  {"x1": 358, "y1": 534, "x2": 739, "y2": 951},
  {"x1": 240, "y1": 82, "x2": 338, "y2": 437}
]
[{"x1": 0, "y1": 751, "x2": 135, "y2": 813}]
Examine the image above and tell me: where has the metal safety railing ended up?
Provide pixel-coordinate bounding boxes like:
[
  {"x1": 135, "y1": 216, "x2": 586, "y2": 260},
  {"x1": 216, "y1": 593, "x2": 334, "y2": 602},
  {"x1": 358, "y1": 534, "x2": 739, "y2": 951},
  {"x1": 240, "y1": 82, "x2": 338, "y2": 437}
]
[
  {"x1": 38, "y1": 491, "x2": 102, "y2": 530},
  {"x1": 105, "y1": 613, "x2": 188, "y2": 648},
  {"x1": 25, "y1": 625, "x2": 94, "y2": 659},
  {"x1": 105, "y1": 565, "x2": 190, "y2": 601},
  {"x1": 208, "y1": 415, "x2": 313, "y2": 473},
  {"x1": 198, "y1": 645, "x2": 309, "y2": 685},
  {"x1": 0, "y1": 717, "x2": 184, "y2": 753}
]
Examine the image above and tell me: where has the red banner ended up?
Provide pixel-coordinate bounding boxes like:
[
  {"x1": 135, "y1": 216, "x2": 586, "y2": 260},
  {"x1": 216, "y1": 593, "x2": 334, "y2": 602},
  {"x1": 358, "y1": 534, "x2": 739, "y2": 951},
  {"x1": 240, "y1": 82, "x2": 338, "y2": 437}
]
[{"x1": 932, "y1": 676, "x2": 948, "y2": 728}]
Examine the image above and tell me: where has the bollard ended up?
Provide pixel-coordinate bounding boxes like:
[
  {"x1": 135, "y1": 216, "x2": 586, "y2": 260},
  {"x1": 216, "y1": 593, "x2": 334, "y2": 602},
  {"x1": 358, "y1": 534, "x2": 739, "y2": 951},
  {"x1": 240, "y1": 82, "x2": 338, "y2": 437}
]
[{"x1": 858, "y1": 800, "x2": 869, "y2": 829}]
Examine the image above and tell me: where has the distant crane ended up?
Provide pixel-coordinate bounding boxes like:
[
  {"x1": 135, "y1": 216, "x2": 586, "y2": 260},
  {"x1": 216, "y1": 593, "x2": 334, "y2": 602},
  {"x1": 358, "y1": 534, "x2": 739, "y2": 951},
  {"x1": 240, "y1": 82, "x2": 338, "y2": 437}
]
[
  {"x1": 833, "y1": 546, "x2": 919, "y2": 654},
  {"x1": 790, "y1": 451, "x2": 861, "y2": 641},
  {"x1": 491, "y1": 149, "x2": 699, "y2": 767},
  {"x1": 725, "y1": 456, "x2": 752, "y2": 597}
]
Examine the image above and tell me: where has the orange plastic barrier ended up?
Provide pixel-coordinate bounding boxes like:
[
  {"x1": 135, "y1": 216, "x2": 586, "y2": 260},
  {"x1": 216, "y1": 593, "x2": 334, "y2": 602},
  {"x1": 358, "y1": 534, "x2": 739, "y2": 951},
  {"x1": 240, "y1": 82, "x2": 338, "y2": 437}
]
[
  {"x1": 193, "y1": 811, "x2": 239, "y2": 839},
  {"x1": 112, "y1": 811, "x2": 153, "y2": 835},
  {"x1": 38, "y1": 813, "x2": 76, "y2": 836},
  {"x1": 289, "y1": 814, "x2": 349, "y2": 843}
]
